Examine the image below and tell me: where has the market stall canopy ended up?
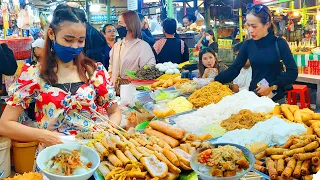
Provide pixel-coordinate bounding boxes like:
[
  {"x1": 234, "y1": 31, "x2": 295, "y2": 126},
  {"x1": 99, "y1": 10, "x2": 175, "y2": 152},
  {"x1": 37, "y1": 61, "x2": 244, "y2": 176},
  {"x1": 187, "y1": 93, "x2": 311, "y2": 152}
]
[{"x1": 31, "y1": 0, "x2": 86, "y2": 12}]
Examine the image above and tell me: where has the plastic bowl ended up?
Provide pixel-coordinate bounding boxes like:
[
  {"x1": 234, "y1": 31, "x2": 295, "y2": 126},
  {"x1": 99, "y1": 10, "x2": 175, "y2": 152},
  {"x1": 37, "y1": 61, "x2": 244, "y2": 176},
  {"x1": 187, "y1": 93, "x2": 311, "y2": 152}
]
[
  {"x1": 150, "y1": 89, "x2": 180, "y2": 102},
  {"x1": 36, "y1": 144, "x2": 100, "y2": 180},
  {"x1": 190, "y1": 143, "x2": 255, "y2": 180}
]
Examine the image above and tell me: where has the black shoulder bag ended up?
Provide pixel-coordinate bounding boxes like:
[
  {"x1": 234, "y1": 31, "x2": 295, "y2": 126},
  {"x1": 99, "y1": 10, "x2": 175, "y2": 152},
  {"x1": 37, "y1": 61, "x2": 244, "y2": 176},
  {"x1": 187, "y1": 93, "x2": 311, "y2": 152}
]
[{"x1": 275, "y1": 37, "x2": 293, "y2": 91}]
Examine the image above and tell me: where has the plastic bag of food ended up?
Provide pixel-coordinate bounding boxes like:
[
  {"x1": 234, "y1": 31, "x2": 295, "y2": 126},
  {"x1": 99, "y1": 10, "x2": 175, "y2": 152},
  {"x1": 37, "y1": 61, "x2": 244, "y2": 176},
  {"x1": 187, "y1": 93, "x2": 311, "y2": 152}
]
[{"x1": 193, "y1": 78, "x2": 214, "y2": 89}]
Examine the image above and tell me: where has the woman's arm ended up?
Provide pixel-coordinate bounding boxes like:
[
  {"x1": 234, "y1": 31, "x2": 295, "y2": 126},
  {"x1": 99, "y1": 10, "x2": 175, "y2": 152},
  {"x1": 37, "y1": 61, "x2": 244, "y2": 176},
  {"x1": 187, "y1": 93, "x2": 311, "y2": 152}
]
[
  {"x1": 269, "y1": 38, "x2": 298, "y2": 88},
  {"x1": 0, "y1": 105, "x2": 61, "y2": 145},
  {"x1": 214, "y1": 41, "x2": 249, "y2": 83},
  {"x1": 107, "y1": 103, "x2": 122, "y2": 126},
  {"x1": 0, "y1": 43, "x2": 17, "y2": 76}
]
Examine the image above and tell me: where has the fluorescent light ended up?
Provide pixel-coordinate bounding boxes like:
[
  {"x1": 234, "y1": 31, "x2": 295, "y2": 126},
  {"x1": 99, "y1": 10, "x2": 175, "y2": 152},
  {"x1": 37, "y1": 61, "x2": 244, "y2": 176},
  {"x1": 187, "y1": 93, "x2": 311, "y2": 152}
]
[{"x1": 176, "y1": 7, "x2": 181, "y2": 11}]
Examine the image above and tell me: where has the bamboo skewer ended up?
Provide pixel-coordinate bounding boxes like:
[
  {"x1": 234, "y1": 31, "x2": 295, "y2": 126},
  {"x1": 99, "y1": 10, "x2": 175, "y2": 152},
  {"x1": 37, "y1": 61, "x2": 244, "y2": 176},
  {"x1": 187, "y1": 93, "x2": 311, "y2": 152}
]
[
  {"x1": 73, "y1": 112, "x2": 106, "y2": 131},
  {"x1": 89, "y1": 107, "x2": 128, "y2": 134}
]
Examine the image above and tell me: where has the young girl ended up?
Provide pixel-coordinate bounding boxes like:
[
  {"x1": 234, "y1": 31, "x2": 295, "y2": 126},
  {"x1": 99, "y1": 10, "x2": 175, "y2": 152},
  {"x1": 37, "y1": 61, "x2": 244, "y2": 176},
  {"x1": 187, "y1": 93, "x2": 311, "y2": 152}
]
[{"x1": 198, "y1": 47, "x2": 226, "y2": 78}]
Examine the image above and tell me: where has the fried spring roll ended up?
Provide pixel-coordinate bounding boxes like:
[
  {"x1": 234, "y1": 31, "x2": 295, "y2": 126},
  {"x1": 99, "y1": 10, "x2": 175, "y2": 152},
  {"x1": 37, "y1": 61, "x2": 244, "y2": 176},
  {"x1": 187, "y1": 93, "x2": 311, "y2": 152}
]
[
  {"x1": 255, "y1": 151, "x2": 267, "y2": 160},
  {"x1": 302, "y1": 175, "x2": 314, "y2": 180},
  {"x1": 282, "y1": 136, "x2": 294, "y2": 148},
  {"x1": 153, "y1": 144, "x2": 163, "y2": 152},
  {"x1": 294, "y1": 109, "x2": 303, "y2": 123},
  {"x1": 290, "y1": 138, "x2": 312, "y2": 149},
  {"x1": 301, "y1": 160, "x2": 311, "y2": 176},
  {"x1": 297, "y1": 135, "x2": 317, "y2": 141},
  {"x1": 134, "y1": 137, "x2": 147, "y2": 146},
  {"x1": 277, "y1": 159, "x2": 285, "y2": 175},
  {"x1": 180, "y1": 144, "x2": 188, "y2": 153},
  {"x1": 273, "y1": 105, "x2": 281, "y2": 115},
  {"x1": 94, "y1": 142, "x2": 108, "y2": 156},
  {"x1": 136, "y1": 146, "x2": 151, "y2": 157},
  {"x1": 98, "y1": 163, "x2": 110, "y2": 177},
  {"x1": 124, "y1": 150, "x2": 137, "y2": 162},
  {"x1": 101, "y1": 161, "x2": 115, "y2": 171},
  {"x1": 107, "y1": 154, "x2": 123, "y2": 167},
  {"x1": 281, "y1": 158, "x2": 296, "y2": 179},
  {"x1": 129, "y1": 138, "x2": 141, "y2": 147},
  {"x1": 266, "y1": 157, "x2": 278, "y2": 180},
  {"x1": 115, "y1": 149, "x2": 130, "y2": 165},
  {"x1": 306, "y1": 127, "x2": 314, "y2": 135},
  {"x1": 189, "y1": 147, "x2": 196, "y2": 155},
  {"x1": 281, "y1": 104, "x2": 294, "y2": 121},
  {"x1": 294, "y1": 151, "x2": 320, "y2": 161},
  {"x1": 271, "y1": 155, "x2": 286, "y2": 160},
  {"x1": 312, "y1": 156, "x2": 319, "y2": 166},
  {"x1": 130, "y1": 147, "x2": 143, "y2": 160},
  {"x1": 254, "y1": 164, "x2": 266, "y2": 173},
  {"x1": 154, "y1": 151, "x2": 181, "y2": 174},
  {"x1": 314, "y1": 126, "x2": 320, "y2": 137},
  {"x1": 255, "y1": 160, "x2": 264, "y2": 166},
  {"x1": 266, "y1": 148, "x2": 288, "y2": 155},
  {"x1": 293, "y1": 160, "x2": 303, "y2": 179},
  {"x1": 284, "y1": 147, "x2": 305, "y2": 157},
  {"x1": 163, "y1": 148, "x2": 179, "y2": 167},
  {"x1": 304, "y1": 141, "x2": 319, "y2": 152}
]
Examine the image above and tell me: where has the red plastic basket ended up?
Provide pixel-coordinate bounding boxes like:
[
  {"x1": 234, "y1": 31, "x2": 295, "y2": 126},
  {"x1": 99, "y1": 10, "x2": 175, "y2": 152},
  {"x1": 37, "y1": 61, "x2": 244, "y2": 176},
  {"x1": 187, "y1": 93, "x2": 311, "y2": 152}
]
[{"x1": 0, "y1": 37, "x2": 33, "y2": 60}]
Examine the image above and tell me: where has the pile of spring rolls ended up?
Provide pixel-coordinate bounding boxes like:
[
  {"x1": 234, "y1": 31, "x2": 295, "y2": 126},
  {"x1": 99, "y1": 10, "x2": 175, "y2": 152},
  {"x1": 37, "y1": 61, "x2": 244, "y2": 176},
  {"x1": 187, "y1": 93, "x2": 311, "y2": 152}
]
[
  {"x1": 267, "y1": 104, "x2": 320, "y2": 126},
  {"x1": 254, "y1": 133, "x2": 320, "y2": 180},
  {"x1": 81, "y1": 120, "x2": 212, "y2": 180}
]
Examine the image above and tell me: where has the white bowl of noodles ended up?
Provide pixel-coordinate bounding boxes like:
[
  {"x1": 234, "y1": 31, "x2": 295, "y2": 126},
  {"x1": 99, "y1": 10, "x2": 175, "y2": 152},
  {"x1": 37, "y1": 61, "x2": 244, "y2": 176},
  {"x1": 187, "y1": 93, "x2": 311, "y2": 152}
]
[{"x1": 36, "y1": 144, "x2": 100, "y2": 180}]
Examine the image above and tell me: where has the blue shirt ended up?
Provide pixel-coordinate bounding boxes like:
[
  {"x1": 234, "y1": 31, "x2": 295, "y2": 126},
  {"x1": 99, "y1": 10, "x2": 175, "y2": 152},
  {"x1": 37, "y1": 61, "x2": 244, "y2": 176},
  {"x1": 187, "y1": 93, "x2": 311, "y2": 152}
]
[{"x1": 104, "y1": 45, "x2": 111, "y2": 69}]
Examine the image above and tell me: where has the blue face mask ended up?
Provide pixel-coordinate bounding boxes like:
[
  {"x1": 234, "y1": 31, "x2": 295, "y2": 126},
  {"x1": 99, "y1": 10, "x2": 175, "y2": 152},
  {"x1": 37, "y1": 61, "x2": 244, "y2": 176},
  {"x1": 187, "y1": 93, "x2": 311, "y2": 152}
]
[{"x1": 53, "y1": 42, "x2": 83, "y2": 63}]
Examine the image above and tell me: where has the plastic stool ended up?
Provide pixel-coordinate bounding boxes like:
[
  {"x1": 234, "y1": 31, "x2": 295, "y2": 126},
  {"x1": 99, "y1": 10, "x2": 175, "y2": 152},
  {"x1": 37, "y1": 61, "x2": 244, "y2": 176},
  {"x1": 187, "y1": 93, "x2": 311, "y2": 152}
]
[{"x1": 286, "y1": 84, "x2": 311, "y2": 109}]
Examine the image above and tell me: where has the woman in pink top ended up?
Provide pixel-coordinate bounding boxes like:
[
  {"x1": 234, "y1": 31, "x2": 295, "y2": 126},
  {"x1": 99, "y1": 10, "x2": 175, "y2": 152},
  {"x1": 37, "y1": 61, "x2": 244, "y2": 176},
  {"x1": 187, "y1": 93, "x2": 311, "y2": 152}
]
[{"x1": 109, "y1": 11, "x2": 156, "y2": 83}]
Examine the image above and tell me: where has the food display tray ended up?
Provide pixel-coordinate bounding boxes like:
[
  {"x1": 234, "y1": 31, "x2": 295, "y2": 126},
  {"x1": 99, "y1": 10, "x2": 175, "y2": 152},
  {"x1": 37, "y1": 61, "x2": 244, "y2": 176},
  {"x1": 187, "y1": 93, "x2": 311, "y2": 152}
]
[{"x1": 166, "y1": 109, "x2": 198, "y2": 125}]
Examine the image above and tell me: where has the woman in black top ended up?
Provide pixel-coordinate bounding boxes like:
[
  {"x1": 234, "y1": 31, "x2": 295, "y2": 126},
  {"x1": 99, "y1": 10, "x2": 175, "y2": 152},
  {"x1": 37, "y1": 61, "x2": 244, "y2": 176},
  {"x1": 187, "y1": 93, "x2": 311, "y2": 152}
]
[
  {"x1": 196, "y1": 30, "x2": 219, "y2": 53},
  {"x1": 153, "y1": 18, "x2": 189, "y2": 64},
  {"x1": 215, "y1": 4, "x2": 297, "y2": 103},
  {"x1": 0, "y1": 43, "x2": 17, "y2": 90}
]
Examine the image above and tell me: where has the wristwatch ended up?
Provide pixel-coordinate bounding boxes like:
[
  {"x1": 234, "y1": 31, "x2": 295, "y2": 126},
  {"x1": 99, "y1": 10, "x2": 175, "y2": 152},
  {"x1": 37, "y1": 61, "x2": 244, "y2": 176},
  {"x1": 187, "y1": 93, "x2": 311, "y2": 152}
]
[{"x1": 271, "y1": 85, "x2": 278, "y2": 91}]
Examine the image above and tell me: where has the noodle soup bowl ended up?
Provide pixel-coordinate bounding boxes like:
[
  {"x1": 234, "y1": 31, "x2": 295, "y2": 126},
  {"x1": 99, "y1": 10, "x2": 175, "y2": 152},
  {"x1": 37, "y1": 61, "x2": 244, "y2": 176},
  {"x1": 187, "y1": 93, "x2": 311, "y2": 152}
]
[
  {"x1": 36, "y1": 143, "x2": 100, "y2": 180},
  {"x1": 190, "y1": 143, "x2": 255, "y2": 180}
]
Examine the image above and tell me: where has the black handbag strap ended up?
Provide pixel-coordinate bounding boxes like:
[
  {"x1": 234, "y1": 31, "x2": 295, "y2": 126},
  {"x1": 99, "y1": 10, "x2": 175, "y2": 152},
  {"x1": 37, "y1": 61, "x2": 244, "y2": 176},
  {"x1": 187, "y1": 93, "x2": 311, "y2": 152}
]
[{"x1": 275, "y1": 37, "x2": 286, "y2": 72}]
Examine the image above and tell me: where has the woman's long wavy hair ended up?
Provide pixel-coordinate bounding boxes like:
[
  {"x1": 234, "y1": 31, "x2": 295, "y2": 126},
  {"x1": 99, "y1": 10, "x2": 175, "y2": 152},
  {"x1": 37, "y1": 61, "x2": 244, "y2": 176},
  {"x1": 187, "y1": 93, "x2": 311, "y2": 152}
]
[{"x1": 40, "y1": 6, "x2": 96, "y2": 85}]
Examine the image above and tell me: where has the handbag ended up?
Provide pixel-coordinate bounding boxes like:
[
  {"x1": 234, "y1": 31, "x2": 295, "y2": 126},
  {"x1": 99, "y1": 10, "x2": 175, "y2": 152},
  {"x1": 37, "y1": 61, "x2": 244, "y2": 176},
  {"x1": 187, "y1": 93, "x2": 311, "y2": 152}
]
[
  {"x1": 114, "y1": 41, "x2": 130, "y2": 96},
  {"x1": 275, "y1": 37, "x2": 293, "y2": 92}
]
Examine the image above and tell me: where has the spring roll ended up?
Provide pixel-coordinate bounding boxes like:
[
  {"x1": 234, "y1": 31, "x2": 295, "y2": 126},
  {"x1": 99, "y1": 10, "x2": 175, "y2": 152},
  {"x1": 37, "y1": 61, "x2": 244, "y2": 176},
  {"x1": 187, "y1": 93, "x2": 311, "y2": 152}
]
[
  {"x1": 306, "y1": 127, "x2": 314, "y2": 135},
  {"x1": 277, "y1": 159, "x2": 285, "y2": 175},
  {"x1": 101, "y1": 137, "x2": 116, "y2": 152},
  {"x1": 284, "y1": 147, "x2": 305, "y2": 157},
  {"x1": 144, "y1": 128, "x2": 180, "y2": 148},
  {"x1": 94, "y1": 142, "x2": 108, "y2": 156},
  {"x1": 134, "y1": 137, "x2": 147, "y2": 146},
  {"x1": 266, "y1": 148, "x2": 288, "y2": 155},
  {"x1": 304, "y1": 141, "x2": 319, "y2": 152},
  {"x1": 153, "y1": 144, "x2": 164, "y2": 152},
  {"x1": 271, "y1": 155, "x2": 286, "y2": 160},
  {"x1": 281, "y1": 104, "x2": 294, "y2": 121},
  {"x1": 293, "y1": 160, "x2": 303, "y2": 179},
  {"x1": 294, "y1": 109, "x2": 303, "y2": 123},
  {"x1": 255, "y1": 151, "x2": 267, "y2": 160},
  {"x1": 314, "y1": 162, "x2": 320, "y2": 172},
  {"x1": 254, "y1": 164, "x2": 266, "y2": 173},
  {"x1": 255, "y1": 160, "x2": 264, "y2": 166},
  {"x1": 273, "y1": 105, "x2": 282, "y2": 115},
  {"x1": 294, "y1": 151, "x2": 320, "y2": 161},
  {"x1": 290, "y1": 138, "x2": 312, "y2": 149},
  {"x1": 107, "y1": 154, "x2": 123, "y2": 167},
  {"x1": 101, "y1": 161, "x2": 115, "y2": 171},
  {"x1": 124, "y1": 150, "x2": 137, "y2": 162},
  {"x1": 115, "y1": 149, "x2": 130, "y2": 165},
  {"x1": 266, "y1": 157, "x2": 278, "y2": 180},
  {"x1": 302, "y1": 175, "x2": 314, "y2": 180},
  {"x1": 129, "y1": 138, "x2": 141, "y2": 147},
  {"x1": 312, "y1": 156, "x2": 319, "y2": 166},
  {"x1": 282, "y1": 136, "x2": 294, "y2": 148},
  {"x1": 191, "y1": 141, "x2": 202, "y2": 148},
  {"x1": 136, "y1": 146, "x2": 151, "y2": 157},
  {"x1": 130, "y1": 147, "x2": 143, "y2": 160},
  {"x1": 154, "y1": 151, "x2": 181, "y2": 174},
  {"x1": 98, "y1": 163, "x2": 110, "y2": 177},
  {"x1": 163, "y1": 148, "x2": 179, "y2": 167},
  {"x1": 314, "y1": 126, "x2": 320, "y2": 137},
  {"x1": 301, "y1": 160, "x2": 311, "y2": 176},
  {"x1": 281, "y1": 158, "x2": 296, "y2": 179},
  {"x1": 297, "y1": 135, "x2": 317, "y2": 141},
  {"x1": 313, "y1": 113, "x2": 320, "y2": 120},
  {"x1": 145, "y1": 144, "x2": 157, "y2": 152}
]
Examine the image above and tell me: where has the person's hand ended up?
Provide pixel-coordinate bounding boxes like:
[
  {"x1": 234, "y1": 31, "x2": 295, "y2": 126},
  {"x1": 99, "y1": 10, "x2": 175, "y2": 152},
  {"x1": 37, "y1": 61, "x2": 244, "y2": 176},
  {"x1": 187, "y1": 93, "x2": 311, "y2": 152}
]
[
  {"x1": 203, "y1": 68, "x2": 214, "y2": 78},
  {"x1": 256, "y1": 84, "x2": 273, "y2": 96},
  {"x1": 39, "y1": 130, "x2": 62, "y2": 147},
  {"x1": 213, "y1": 68, "x2": 219, "y2": 75},
  {"x1": 231, "y1": 84, "x2": 239, "y2": 93}
]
